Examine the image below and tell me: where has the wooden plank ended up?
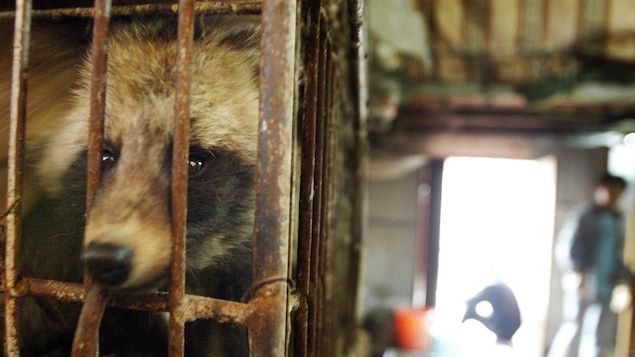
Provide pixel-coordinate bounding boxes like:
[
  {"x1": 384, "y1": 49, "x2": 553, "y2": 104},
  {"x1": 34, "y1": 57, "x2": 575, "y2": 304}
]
[
  {"x1": 489, "y1": 0, "x2": 521, "y2": 54},
  {"x1": 544, "y1": 0, "x2": 580, "y2": 49}
]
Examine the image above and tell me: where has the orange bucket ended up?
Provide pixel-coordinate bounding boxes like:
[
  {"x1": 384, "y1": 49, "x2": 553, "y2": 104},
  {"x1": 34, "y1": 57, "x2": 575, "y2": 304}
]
[{"x1": 393, "y1": 307, "x2": 433, "y2": 350}]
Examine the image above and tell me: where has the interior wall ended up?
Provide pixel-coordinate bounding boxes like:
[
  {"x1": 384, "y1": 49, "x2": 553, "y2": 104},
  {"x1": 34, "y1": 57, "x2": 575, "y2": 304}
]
[{"x1": 362, "y1": 168, "x2": 421, "y2": 314}]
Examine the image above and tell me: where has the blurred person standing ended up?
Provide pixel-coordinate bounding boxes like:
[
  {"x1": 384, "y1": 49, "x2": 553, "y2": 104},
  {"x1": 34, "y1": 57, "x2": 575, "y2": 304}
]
[{"x1": 549, "y1": 173, "x2": 631, "y2": 357}]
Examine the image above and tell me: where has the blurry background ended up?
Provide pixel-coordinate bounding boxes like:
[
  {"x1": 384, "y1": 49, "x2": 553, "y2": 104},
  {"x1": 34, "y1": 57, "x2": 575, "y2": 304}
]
[{"x1": 362, "y1": 0, "x2": 635, "y2": 356}]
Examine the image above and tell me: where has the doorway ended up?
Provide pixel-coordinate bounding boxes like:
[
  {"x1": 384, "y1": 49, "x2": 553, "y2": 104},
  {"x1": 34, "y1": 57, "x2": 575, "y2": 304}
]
[{"x1": 432, "y1": 156, "x2": 557, "y2": 357}]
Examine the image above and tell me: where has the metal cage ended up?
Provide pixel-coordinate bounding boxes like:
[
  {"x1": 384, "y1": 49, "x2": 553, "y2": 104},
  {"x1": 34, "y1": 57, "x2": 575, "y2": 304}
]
[{"x1": 2, "y1": 0, "x2": 366, "y2": 355}]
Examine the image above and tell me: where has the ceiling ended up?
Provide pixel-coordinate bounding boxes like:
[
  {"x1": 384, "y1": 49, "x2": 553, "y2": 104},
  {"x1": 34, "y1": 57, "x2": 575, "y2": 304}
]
[
  {"x1": 366, "y1": 0, "x2": 635, "y2": 137},
  {"x1": 5, "y1": 0, "x2": 635, "y2": 138}
]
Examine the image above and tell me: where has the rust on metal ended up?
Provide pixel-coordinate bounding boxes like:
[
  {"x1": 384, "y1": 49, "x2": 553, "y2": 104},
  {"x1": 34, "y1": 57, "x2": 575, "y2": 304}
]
[
  {"x1": 291, "y1": 2, "x2": 368, "y2": 354},
  {"x1": 247, "y1": 0, "x2": 296, "y2": 355},
  {"x1": 85, "y1": 0, "x2": 110, "y2": 211},
  {"x1": 107, "y1": 293, "x2": 169, "y2": 312},
  {"x1": 28, "y1": 278, "x2": 253, "y2": 320},
  {"x1": 252, "y1": 0, "x2": 295, "y2": 296},
  {"x1": 28, "y1": 277, "x2": 168, "y2": 312},
  {"x1": 181, "y1": 295, "x2": 250, "y2": 324},
  {"x1": 168, "y1": 0, "x2": 194, "y2": 355},
  {"x1": 319, "y1": 45, "x2": 336, "y2": 357},
  {"x1": 26, "y1": 279, "x2": 85, "y2": 303},
  {"x1": 308, "y1": 17, "x2": 332, "y2": 356},
  {"x1": 0, "y1": 1, "x2": 262, "y2": 20},
  {"x1": 246, "y1": 282, "x2": 287, "y2": 356},
  {"x1": 29, "y1": 280, "x2": 251, "y2": 323},
  {"x1": 294, "y1": 0, "x2": 321, "y2": 354},
  {"x1": 4, "y1": 0, "x2": 32, "y2": 354},
  {"x1": 71, "y1": 284, "x2": 108, "y2": 357},
  {"x1": 72, "y1": 0, "x2": 113, "y2": 354}
]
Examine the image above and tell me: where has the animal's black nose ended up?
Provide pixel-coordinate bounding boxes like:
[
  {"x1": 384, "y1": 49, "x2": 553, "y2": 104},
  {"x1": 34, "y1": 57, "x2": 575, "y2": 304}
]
[{"x1": 82, "y1": 242, "x2": 133, "y2": 288}]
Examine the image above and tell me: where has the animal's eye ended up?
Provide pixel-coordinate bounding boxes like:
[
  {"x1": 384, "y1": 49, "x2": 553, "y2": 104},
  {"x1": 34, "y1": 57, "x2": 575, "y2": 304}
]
[
  {"x1": 188, "y1": 158, "x2": 204, "y2": 176},
  {"x1": 102, "y1": 148, "x2": 117, "y2": 171},
  {"x1": 188, "y1": 147, "x2": 214, "y2": 178}
]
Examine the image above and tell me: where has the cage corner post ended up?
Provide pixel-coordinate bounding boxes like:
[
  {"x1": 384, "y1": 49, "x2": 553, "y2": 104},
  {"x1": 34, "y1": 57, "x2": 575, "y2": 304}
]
[
  {"x1": 4, "y1": 0, "x2": 33, "y2": 354},
  {"x1": 247, "y1": 0, "x2": 297, "y2": 356}
]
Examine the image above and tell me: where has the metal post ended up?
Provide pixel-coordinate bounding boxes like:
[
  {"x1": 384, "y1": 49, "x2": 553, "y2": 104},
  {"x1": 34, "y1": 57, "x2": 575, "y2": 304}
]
[
  {"x1": 169, "y1": 0, "x2": 194, "y2": 355},
  {"x1": 85, "y1": 0, "x2": 111, "y2": 210},
  {"x1": 71, "y1": 0, "x2": 112, "y2": 355},
  {"x1": 71, "y1": 285, "x2": 108, "y2": 356},
  {"x1": 4, "y1": 0, "x2": 32, "y2": 354},
  {"x1": 294, "y1": 0, "x2": 321, "y2": 353},
  {"x1": 247, "y1": 0, "x2": 296, "y2": 355}
]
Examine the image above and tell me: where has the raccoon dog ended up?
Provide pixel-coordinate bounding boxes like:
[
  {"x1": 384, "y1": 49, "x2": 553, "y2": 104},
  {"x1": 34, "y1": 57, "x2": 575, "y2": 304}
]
[{"x1": 17, "y1": 16, "x2": 260, "y2": 356}]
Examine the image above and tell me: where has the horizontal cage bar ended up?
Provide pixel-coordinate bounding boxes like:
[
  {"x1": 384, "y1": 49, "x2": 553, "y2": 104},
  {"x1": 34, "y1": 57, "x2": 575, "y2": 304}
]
[
  {"x1": 24, "y1": 278, "x2": 251, "y2": 323},
  {"x1": 0, "y1": 1, "x2": 261, "y2": 19}
]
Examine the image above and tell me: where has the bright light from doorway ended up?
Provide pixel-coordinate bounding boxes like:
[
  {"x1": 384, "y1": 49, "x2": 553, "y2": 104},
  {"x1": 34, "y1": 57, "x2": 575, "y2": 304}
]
[{"x1": 432, "y1": 156, "x2": 556, "y2": 357}]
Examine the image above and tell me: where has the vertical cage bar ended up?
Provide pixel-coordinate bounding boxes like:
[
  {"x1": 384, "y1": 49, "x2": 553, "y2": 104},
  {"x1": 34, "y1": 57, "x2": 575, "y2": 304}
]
[
  {"x1": 295, "y1": 0, "x2": 321, "y2": 354},
  {"x1": 86, "y1": 0, "x2": 111, "y2": 210},
  {"x1": 320, "y1": 45, "x2": 336, "y2": 356},
  {"x1": 71, "y1": 284, "x2": 108, "y2": 356},
  {"x1": 71, "y1": 0, "x2": 112, "y2": 355},
  {"x1": 169, "y1": 0, "x2": 194, "y2": 355},
  {"x1": 309, "y1": 18, "x2": 329, "y2": 355},
  {"x1": 248, "y1": 0, "x2": 296, "y2": 355},
  {"x1": 4, "y1": 0, "x2": 32, "y2": 354}
]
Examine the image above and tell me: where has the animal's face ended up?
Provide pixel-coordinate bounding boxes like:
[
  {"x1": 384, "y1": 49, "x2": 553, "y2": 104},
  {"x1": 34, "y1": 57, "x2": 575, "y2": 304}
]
[{"x1": 39, "y1": 19, "x2": 260, "y2": 292}]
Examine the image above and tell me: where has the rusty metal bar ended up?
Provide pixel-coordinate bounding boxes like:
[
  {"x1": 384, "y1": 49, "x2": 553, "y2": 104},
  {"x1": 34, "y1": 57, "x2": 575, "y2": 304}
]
[
  {"x1": 169, "y1": 0, "x2": 194, "y2": 355},
  {"x1": 319, "y1": 52, "x2": 343, "y2": 356},
  {"x1": 85, "y1": 0, "x2": 111, "y2": 336},
  {"x1": 247, "y1": 0, "x2": 296, "y2": 356},
  {"x1": 181, "y1": 295, "x2": 250, "y2": 324},
  {"x1": 27, "y1": 278, "x2": 166, "y2": 309},
  {"x1": 86, "y1": 0, "x2": 110, "y2": 219},
  {"x1": 70, "y1": 0, "x2": 113, "y2": 355},
  {"x1": 26, "y1": 279, "x2": 85, "y2": 302},
  {"x1": 0, "y1": 1, "x2": 261, "y2": 19},
  {"x1": 26, "y1": 278, "x2": 250, "y2": 323},
  {"x1": 71, "y1": 285, "x2": 108, "y2": 356},
  {"x1": 321, "y1": 44, "x2": 337, "y2": 357},
  {"x1": 309, "y1": 17, "x2": 330, "y2": 356},
  {"x1": 295, "y1": 6, "x2": 332, "y2": 356},
  {"x1": 294, "y1": 0, "x2": 322, "y2": 354},
  {"x1": 4, "y1": 0, "x2": 32, "y2": 354}
]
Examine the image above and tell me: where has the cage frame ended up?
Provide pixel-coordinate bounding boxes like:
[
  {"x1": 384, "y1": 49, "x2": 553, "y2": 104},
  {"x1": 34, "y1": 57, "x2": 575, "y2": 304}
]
[{"x1": 3, "y1": 0, "x2": 366, "y2": 355}]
